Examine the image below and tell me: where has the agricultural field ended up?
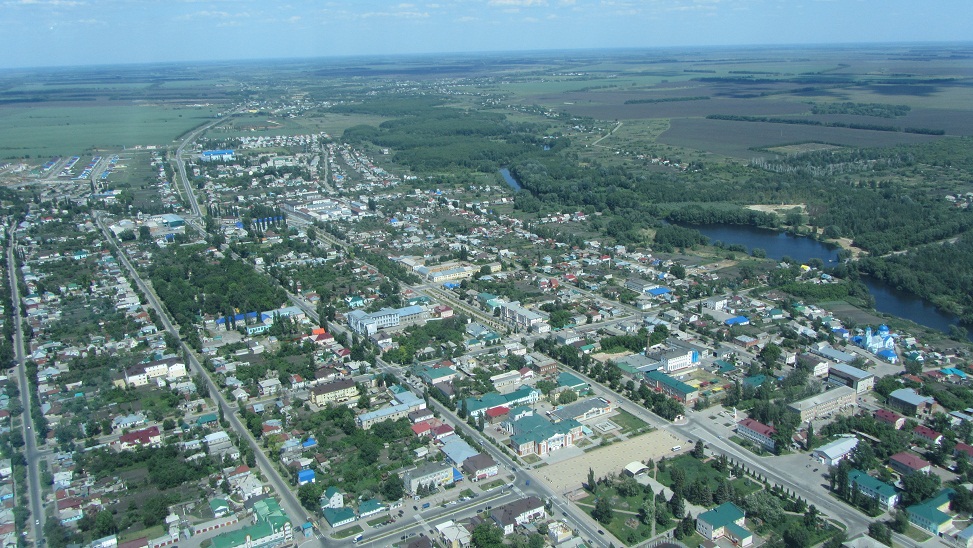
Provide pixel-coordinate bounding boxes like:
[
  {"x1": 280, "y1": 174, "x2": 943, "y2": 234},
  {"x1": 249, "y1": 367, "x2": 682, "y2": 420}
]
[{"x1": 0, "y1": 104, "x2": 221, "y2": 159}]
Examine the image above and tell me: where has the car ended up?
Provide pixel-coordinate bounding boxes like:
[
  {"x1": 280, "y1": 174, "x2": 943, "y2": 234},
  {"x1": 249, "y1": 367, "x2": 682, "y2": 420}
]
[
  {"x1": 413, "y1": 505, "x2": 418, "y2": 510},
  {"x1": 598, "y1": 530, "x2": 605, "y2": 535},
  {"x1": 813, "y1": 468, "x2": 819, "y2": 472},
  {"x1": 34, "y1": 520, "x2": 39, "y2": 525}
]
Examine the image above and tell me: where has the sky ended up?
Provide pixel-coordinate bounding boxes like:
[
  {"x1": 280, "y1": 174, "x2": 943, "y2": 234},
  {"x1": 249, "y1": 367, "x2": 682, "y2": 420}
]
[{"x1": 1, "y1": 0, "x2": 971, "y2": 69}]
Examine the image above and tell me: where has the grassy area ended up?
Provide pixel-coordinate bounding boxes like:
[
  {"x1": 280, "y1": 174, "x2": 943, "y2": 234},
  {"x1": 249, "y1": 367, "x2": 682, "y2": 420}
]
[
  {"x1": 480, "y1": 478, "x2": 507, "y2": 491},
  {"x1": 366, "y1": 515, "x2": 391, "y2": 527},
  {"x1": 904, "y1": 525, "x2": 932, "y2": 542},
  {"x1": 612, "y1": 408, "x2": 652, "y2": 435},
  {"x1": 118, "y1": 525, "x2": 163, "y2": 543},
  {"x1": 730, "y1": 477, "x2": 762, "y2": 497},
  {"x1": 657, "y1": 454, "x2": 728, "y2": 491},
  {"x1": 332, "y1": 525, "x2": 364, "y2": 539},
  {"x1": 596, "y1": 505, "x2": 662, "y2": 546},
  {"x1": 522, "y1": 454, "x2": 541, "y2": 465}
]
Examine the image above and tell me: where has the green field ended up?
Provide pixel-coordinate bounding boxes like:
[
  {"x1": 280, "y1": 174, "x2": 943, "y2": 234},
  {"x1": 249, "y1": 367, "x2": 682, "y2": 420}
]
[{"x1": 0, "y1": 104, "x2": 221, "y2": 159}]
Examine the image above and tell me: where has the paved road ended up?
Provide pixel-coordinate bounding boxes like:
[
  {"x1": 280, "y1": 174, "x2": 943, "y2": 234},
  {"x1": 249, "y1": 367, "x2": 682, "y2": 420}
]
[
  {"x1": 174, "y1": 112, "x2": 237, "y2": 219},
  {"x1": 6, "y1": 228, "x2": 45, "y2": 544}
]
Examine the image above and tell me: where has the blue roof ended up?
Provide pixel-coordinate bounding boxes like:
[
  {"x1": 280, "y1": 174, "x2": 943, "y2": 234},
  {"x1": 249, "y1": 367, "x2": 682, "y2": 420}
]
[
  {"x1": 942, "y1": 368, "x2": 967, "y2": 379},
  {"x1": 453, "y1": 467, "x2": 464, "y2": 482},
  {"x1": 725, "y1": 316, "x2": 749, "y2": 326},
  {"x1": 298, "y1": 469, "x2": 316, "y2": 481},
  {"x1": 648, "y1": 287, "x2": 671, "y2": 296}
]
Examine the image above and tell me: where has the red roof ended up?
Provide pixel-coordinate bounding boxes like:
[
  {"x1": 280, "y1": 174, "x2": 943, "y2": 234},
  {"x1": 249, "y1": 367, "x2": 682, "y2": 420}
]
[
  {"x1": 891, "y1": 452, "x2": 931, "y2": 471},
  {"x1": 956, "y1": 443, "x2": 973, "y2": 459},
  {"x1": 431, "y1": 424, "x2": 454, "y2": 437},
  {"x1": 485, "y1": 406, "x2": 510, "y2": 419},
  {"x1": 411, "y1": 422, "x2": 431, "y2": 436},
  {"x1": 874, "y1": 409, "x2": 902, "y2": 423},
  {"x1": 738, "y1": 418, "x2": 776, "y2": 437},
  {"x1": 913, "y1": 425, "x2": 942, "y2": 439},
  {"x1": 118, "y1": 426, "x2": 160, "y2": 446}
]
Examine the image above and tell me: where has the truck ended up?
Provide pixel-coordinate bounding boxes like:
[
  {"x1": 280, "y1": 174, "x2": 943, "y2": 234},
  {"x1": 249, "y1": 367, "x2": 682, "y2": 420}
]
[{"x1": 421, "y1": 502, "x2": 431, "y2": 509}]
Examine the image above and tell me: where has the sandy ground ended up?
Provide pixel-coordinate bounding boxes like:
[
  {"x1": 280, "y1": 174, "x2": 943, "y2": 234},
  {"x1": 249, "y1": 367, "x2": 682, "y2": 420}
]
[{"x1": 533, "y1": 429, "x2": 685, "y2": 495}]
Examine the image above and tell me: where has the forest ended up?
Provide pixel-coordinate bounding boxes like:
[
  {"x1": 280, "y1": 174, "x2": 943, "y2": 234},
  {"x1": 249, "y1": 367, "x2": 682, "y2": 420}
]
[{"x1": 148, "y1": 245, "x2": 288, "y2": 328}]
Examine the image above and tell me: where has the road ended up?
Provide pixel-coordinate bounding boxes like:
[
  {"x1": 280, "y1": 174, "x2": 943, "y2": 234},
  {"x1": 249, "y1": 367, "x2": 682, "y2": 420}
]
[
  {"x1": 174, "y1": 113, "x2": 235, "y2": 219},
  {"x1": 6, "y1": 227, "x2": 45, "y2": 544},
  {"x1": 92, "y1": 213, "x2": 320, "y2": 545}
]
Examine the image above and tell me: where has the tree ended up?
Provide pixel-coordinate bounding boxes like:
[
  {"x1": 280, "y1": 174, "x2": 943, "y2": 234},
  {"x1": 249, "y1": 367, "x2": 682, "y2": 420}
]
[
  {"x1": 471, "y1": 522, "x2": 504, "y2": 548},
  {"x1": 783, "y1": 523, "x2": 812, "y2": 548},
  {"x1": 890, "y1": 508, "x2": 910, "y2": 533},
  {"x1": 692, "y1": 439, "x2": 706, "y2": 459},
  {"x1": 93, "y1": 510, "x2": 118, "y2": 537},
  {"x1": 850, "y1": 442, "x2": 877, "y2": 471},
  {"x1": 558, "y1": 389, "x2": 578, "y2": 405},
  {"x1": 868, "y1": 521, "x2": 892, "y2": 547},
  {"x1": 901, "y1": 471, "x2": 941, "y2": 506},
  {"x1": 382, "y1": 473, "x2": 404, "y2": 501},
  {"x1": 758, "y1": 343, "x2": 782, "y2": 368},
  {"x1": 668, "y1": 491, "x2": 685, "y2": 519},
  {"x1": 593, "y1": 496, "x2": 614, "y2": 525},
  {"x1": 587, "y1": 467, "x2": 596, "y2": 492}
]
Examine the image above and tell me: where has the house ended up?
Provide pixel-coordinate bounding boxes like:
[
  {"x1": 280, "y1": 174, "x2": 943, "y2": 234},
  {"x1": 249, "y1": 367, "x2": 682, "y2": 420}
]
[
  {"x1": 874, "y1": 409, "x2": 905, "y2": 430},
  {"x1": 812, "y1": 437, "x2": 858, "y2": 467},
  {"x1": 210, "y1": 498, "x2": 231, "y2": 519},
  {"x1": 890, "y1": 452, "x2": 932, "y2": 475},
  {"x1": 696, "y1": 502, "x2": 753, "y2": 547},
  {"x1": 321, "y1": 487, "x2": 343, "y2": 509},
  {"x1": 490, "y1": 496, "x2": 545, "y2": 535},
  {"x1": 436, "y1": 520, "x2": 472, "y2": 548},
  {"x1": 913, "y1": 425, "x2": 944, "y2": 445},
  {"x1": 298, "y1": 469, "x2": 316, "y2": 485},
  {"x1": 114, "y1": 426, "x2": 162, "y2": 451},
  {"x1": 907, "y1": 488, "x2": 954, "y2": 535},
  {"x1": 736, "y1": 418, "x2": 776, "y2": 452},
  {"x1": 848, "y1": 470, "x2": 899, "y2": 510},
  {"x1": 644, "y1": 370, "x2": 699, "y2": 404},
  {"x1": 828, "y1": 363, "x2": 875, "y2": 394},
  {"x1": 955, "y1": 442, "x2": 973, "y2": 460},
  {"x1": 462, "y1": 453, "x2": 499, "y2": 481},
  {"x1": 556, "y1": 372, "x2": 588, "y2": 395},
  {"x1": 787, "y1": 386, "x2": 856, "y2": 422},
  {"x1": 258, "y1": 378, "x2": 282, "y2": 396}
]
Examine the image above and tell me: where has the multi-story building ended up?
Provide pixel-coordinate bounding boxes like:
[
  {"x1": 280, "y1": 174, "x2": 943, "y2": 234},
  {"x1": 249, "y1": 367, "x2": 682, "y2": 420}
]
[
  {"x1": 462, "y1": 453, "x2": 499, "y2": 482},
  {"x1": 403, "y1": 462, "x2": 455, "y2": 495},
  {"x1": 890, "y1": 452, "x2": 932, "y2": 475},
  {"x1": 828, "y1": 363, "x2": 875, "y2": 394},
  {"x1": 889, "y1": 388, "x2": 939, "y2": 417},
  {"x1": 874, "y1": 409, "x2": 906, "y2": 430},
  {"x1": 346, "y1": 305, "x2": 427, "y2": 336},
  {"x1": 787, "y1": 386, "x2": 856, "y2": 422},
  {"x1": 848, "y1": 469, "x2": 899, "y2": 510},
  {"x1": 506, "y1": 413, "x2": 583, "y2": 457},
  {"x1": 736, "y1": 418, "x2": 776, "y2": 451},
  {"x1": 908, "y1": 489, "x2": 955, "y2": 535},
  {"x1": 644, "y1": 370, "x2": 698, "y2": 404},
  {"x1": 498, "y1": 301, "x2": 550, "y2": 334},
  {"x1": 311, "y1": 379, "x2": 357, "y2": 406}
]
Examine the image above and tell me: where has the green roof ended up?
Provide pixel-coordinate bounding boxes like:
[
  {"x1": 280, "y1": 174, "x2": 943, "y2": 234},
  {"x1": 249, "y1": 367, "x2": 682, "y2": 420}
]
[
  {"x1": 743, "y1": 374, "x2": 767, "y2": 388},
  {"x1": 212, "y1": 521, "x2": 276, "y2": 548},
  {"x1": 557, "y1": 372, "x2": 586, "y2": 388},
  {"x1": 908, "y1": 488, "x2": 955, "y2": 530},
  {"x1": 646, "y1": 370, "x2": 697, "y2": 396},
  {"x1": 698, "y1": 502, "x2": 745, "y2": 529},
  {"x1": 323, "y1": 506, "x2": 357, "y2": 527},
  {"x1": 212, "y1": 498, "x2": 289, "y2": 548},
  {"x1": 197, "y1": 413, "x2": 218, "y2": 425},
  {"x1": 716, "y1": 360, "x2": 736, "y2": 373},
  {"x1": 358, "y1": 498, "x2": 385, "y2": 515},
  {"x1": 848, "y1": 469, "x2": 897, "y2": 499},
  {"x1": 509, "y1": 414, "x2": 581, "y2": 446},
  {"x1": 725, "y1": 521, "x2": 753, "y2": 541},
  {"x1": 209, "y1": 498, "x2": 229, "y2": 512},
  {"x1": 324, "y1": 486, "x2": 341, "y2": 500}
]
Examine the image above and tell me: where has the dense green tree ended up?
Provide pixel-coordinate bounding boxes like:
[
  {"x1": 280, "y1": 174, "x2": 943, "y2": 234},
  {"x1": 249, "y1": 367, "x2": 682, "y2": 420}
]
[{"x1": 593, "y1": 496, "x2": 614, "y2": 525}]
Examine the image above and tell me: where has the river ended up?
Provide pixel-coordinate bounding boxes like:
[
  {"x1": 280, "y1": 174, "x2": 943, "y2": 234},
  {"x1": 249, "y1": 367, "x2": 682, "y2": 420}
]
[
  {"x1": 499, "y1": 168, "x2": 522, "y2": 191},
  {"x1": 685, "y1": 223, "x2": 970, "y2": 341}
]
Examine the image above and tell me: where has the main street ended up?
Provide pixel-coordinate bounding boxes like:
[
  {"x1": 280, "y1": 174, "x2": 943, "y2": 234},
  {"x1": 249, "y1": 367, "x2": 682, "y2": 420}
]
[
  {"x1": 93, "y1": 213, "x2": 321, "y2": 546},
  {"x1": 6, "y1": 228, "x2": 45, "y2": 545}
]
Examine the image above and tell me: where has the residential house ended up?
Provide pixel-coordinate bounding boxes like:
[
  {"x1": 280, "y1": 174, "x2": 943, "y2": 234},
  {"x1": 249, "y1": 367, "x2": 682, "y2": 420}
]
[
  {"x1": 490, "y1": 496, "x2": 545, "y2": 535},
  {"x1": 913, "y1": 425, "x2": 944, "y2": 446},
  {"x1": 874, "y1": 409, "x2": 905, "y2": 430},
  {"x1": 890, "y1": 452, "x2": 932, "y2": 475}
]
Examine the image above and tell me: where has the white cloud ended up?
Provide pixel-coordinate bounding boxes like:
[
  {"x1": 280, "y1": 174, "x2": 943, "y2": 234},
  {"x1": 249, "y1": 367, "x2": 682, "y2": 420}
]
[{"x1": 488, "y1": 0, "x2": 548, "y2": 6}]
